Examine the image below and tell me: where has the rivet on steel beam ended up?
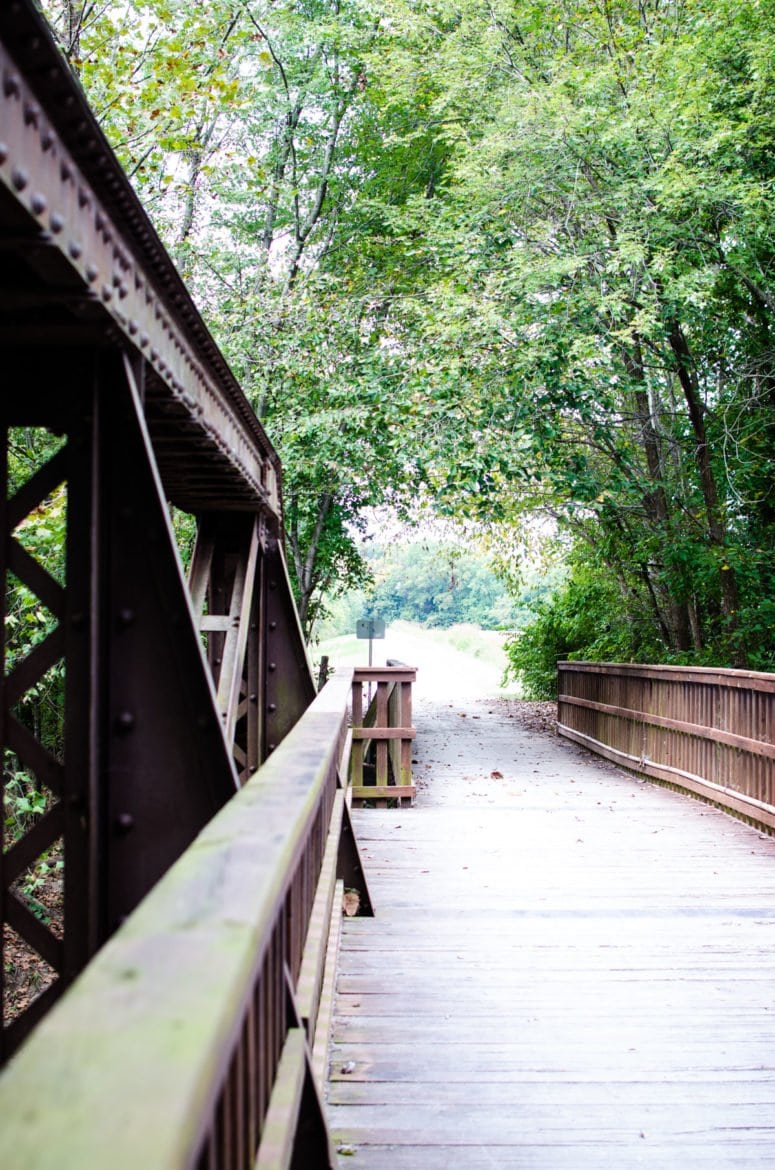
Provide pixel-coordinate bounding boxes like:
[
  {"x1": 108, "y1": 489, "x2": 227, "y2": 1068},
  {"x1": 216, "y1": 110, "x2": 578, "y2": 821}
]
[
  {"x1": 101, "y1": 285, "x2": 112, "y2": 303},
  {"x1": 3, "y1": 74, "x2": 20, "y2": 99},
  {"x1": 115, "y1": 711, "x2": 135, "y2": 733},
  {"x1": 11, "y1": 167, "x2": 28, "y2": 192},
  {"x1": 41, "y1": 128, "x2": 54, "y2": 152},
  {"x1": 60, "y1": 160, "x2": 73, "y2": 182},
  {"x1": 268, "y1": 662, "x2": 277, "y2": 672},
  {"x1": 0, "y1": 143, "x2": 8, "y2": 165},
  {"x1": 31, "y1": 192, "x2": 46, "y2": 215},
  {"x1": 268, "y1": 703, "x2": 277, "y2": 713},
  {"x1": 23, "y1": 102, "x2": 39, "y2": 128},
  {"x1": 268, "y1": 743, "x2": 277, "y2": 752},
  {"x1": 118, "y1": 607, "x2": 135, "y2": 627},
  {"x1": 115, "y1": 812, "x2": 134, "y2": 835},
  {"x1": 269, "y1": 621, "x2": 277, "y2": 631},
  {"x1": 70, "y1": 612, "x2": 86, "y2": 629},
  {"x1": 95, "y1": 211, "x2": 104, "y2": 232},
  {"x1": 50, "y1": 212, "x2": 64, "y2": 233},
  {"x1": 139, "y1": 333, "x2": 149, "y2": 348},
  {"x1": 250, "y1": 693, "x2": 258, "y2": 702},
  {"x1": 150, "y1": 349, "x2": 158, "y2": 362},
  {"x1": 128, "y1": 319, "x2": 138, "y2": 335},
  {"x1": 78, "y1": 187, "x2": 91, "y2": 209},
  {"x1": 269, "y1": 580, "x2": 277, "y2": 590},
  {"x1": 68, "y1": 240, "x2": 82, "y2": 259},
  {"x1": 86, "y1": 263, "x2": 98, "y2": 283}
]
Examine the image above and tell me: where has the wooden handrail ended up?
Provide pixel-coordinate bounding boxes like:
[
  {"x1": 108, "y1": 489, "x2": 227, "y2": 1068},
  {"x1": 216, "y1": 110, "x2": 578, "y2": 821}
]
[
  {"x1": 0, "y1": 668, "x2": 364, "y2": 1169},
  {"x1": 350, "y1": 666, "x2": 417, "y2": 807},
  {"x1": 558, "y1": 661, "x2": 775, "y2": 832}
]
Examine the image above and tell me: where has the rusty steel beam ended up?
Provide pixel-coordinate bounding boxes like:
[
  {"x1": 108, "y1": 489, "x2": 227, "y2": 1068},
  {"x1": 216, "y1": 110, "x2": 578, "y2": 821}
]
[
  {"x1": 0, "y1": 0, "x2": 320, "y2": 1076},
  {"x1": 0, "y1": 2, "x2": 281, "y2": 518}
]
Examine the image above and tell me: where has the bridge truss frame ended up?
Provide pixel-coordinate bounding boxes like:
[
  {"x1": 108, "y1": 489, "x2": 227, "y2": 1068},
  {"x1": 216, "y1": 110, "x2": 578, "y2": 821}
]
[{"x1": 1, "y1": 0, "x2": 319, "y2": 1079}]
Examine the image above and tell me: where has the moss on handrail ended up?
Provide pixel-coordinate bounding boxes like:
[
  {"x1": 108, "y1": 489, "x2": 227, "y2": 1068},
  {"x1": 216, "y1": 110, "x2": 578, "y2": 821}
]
[{"x1": 0, "y1": 670, "x2": 354, "y2": 1170}]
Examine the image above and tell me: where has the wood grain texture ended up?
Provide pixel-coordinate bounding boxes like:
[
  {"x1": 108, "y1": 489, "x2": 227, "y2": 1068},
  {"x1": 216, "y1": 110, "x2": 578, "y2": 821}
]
[{"x1": 326, "y1": 696, "x2": 775, "y2": 1168}]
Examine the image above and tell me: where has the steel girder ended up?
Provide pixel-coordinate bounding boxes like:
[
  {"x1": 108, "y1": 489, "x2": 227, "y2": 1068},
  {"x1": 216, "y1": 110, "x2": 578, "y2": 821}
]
[{"x1": 0, "y1": 4, "x2": 316, "y2": 1061}]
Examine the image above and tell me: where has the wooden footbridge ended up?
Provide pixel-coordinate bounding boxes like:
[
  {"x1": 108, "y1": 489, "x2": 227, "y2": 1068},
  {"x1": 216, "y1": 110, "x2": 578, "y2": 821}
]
[
  {"x1": 329, "y1": 688, "x2": 775, "y2": 1168},
  {"x1": 1, "y1": 5, "x2": 775, "y2": 1167}
]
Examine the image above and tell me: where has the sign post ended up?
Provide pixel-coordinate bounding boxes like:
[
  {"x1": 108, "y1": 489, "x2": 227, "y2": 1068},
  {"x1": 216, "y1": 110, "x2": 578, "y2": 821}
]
[{"x1": 356, "y1": 617, "x2": 386, "y2": 668}]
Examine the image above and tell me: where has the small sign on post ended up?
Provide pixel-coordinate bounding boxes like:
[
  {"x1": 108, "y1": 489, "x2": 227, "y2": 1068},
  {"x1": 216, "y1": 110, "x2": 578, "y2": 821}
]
[{"x1": 356, "y1": 617, "x2": 385, "y2": 667}]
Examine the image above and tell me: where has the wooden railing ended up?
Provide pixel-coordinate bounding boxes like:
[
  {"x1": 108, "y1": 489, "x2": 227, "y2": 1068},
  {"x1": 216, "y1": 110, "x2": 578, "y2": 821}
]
[
  {"x1": 0, "y1": 666, "x2": 376, "y2": 1169},
  {"x1": 558, "y1": 661, "x2": 775, "y2": 832},
  {"x1": 350, "y1": 666, "x2": 417, "y2": 807}
]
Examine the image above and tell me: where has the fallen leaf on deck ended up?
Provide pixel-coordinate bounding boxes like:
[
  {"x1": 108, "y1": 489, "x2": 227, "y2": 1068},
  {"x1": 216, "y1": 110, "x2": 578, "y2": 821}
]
[
  {"x1": 490, "y1": 770, "x2": 504, "y2": 779},
  {"x1": 340, "y1": 1061, "x2": 356, "y2": 1075}
]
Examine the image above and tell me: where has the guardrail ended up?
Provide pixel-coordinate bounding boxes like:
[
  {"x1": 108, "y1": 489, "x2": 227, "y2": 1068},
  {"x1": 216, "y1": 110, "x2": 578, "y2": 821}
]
[
  {"x1": 0, "y1": 666, "x2": 373, "y2": 1170},
  {"x1": 558, "y1": 661, "x2": 775, "y2": 832},
  {"x1": 350, "y1": 666, "x2": 417, "y2": 807},
  {"x1": 0, "y1": 0, "x2": 316, "y2": 1060}
]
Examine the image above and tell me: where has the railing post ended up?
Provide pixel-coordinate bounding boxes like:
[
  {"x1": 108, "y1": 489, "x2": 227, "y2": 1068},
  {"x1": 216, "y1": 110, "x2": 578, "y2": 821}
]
[
  {"x1": 351, "y1": 673, "x2": 364, "y2": 789},
  {"x1": 350, "y1": 666, "x2": 417, "y2": 807}
]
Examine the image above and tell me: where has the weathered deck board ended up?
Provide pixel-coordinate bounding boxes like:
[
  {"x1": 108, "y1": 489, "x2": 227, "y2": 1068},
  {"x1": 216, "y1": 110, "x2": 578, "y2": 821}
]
[{"x1": 326, "y1": 697, "x2": 775, "y2": 1168}]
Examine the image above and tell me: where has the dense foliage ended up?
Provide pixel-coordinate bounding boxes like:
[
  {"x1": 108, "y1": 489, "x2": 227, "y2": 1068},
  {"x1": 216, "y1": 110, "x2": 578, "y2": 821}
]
[
  {"x1": 37, "y1": 1, "x2": 775, "y2": 679},
  {"x1": 320, "y1": 542, "x2": 523, "y2": 633}
]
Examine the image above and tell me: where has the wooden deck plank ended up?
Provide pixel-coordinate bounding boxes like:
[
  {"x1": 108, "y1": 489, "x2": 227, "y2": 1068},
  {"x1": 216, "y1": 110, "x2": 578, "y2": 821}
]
[
  {"x1": 329, "y1": 1144, "x2": 775, "y2": 1170},
  {"x1": 326, "y1": 696, "x2": 775, "y2": 1167}
]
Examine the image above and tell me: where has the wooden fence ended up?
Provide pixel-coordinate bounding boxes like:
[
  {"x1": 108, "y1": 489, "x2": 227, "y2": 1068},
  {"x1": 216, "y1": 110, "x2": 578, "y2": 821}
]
[
  {"x1": 350, "y1": 666, "x2": 417, "y2": 807},
  {"x1": 0, "y1": 665, "x2": 396, "y2": 1169},
  {"x1": 558, "y1": 661, "x2": 775, "y2": 832}
]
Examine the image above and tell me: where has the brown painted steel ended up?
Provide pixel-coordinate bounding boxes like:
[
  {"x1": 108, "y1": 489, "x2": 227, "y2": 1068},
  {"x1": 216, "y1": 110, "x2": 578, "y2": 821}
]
[
  {"x1": 0, "y1": 3, "x2": 281, "y2": 515},
  {"x1": 558, "y1": 661, "x2": 775, "y2": 830},
  {"x1": 0, "y1": 6, "x2": 362, "y2": 1164},
  {"x1": 0, "y1": 0, "x2": 314, "y2": 1088}
]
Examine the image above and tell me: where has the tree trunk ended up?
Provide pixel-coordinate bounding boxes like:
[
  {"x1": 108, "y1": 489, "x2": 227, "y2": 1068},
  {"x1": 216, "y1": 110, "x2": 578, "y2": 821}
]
[
  {"x1": 667, "y1": 319, "x2": 745, "y2": 665},
  {"x1": 624, "y1": 337, "x2": 695, "y2": 653}
]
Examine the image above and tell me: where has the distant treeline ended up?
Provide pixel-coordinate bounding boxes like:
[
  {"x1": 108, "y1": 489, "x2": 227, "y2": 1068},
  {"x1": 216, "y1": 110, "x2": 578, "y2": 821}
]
[{"x1": 318, "y1": 543, "x2": 533, "y2": 636}]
